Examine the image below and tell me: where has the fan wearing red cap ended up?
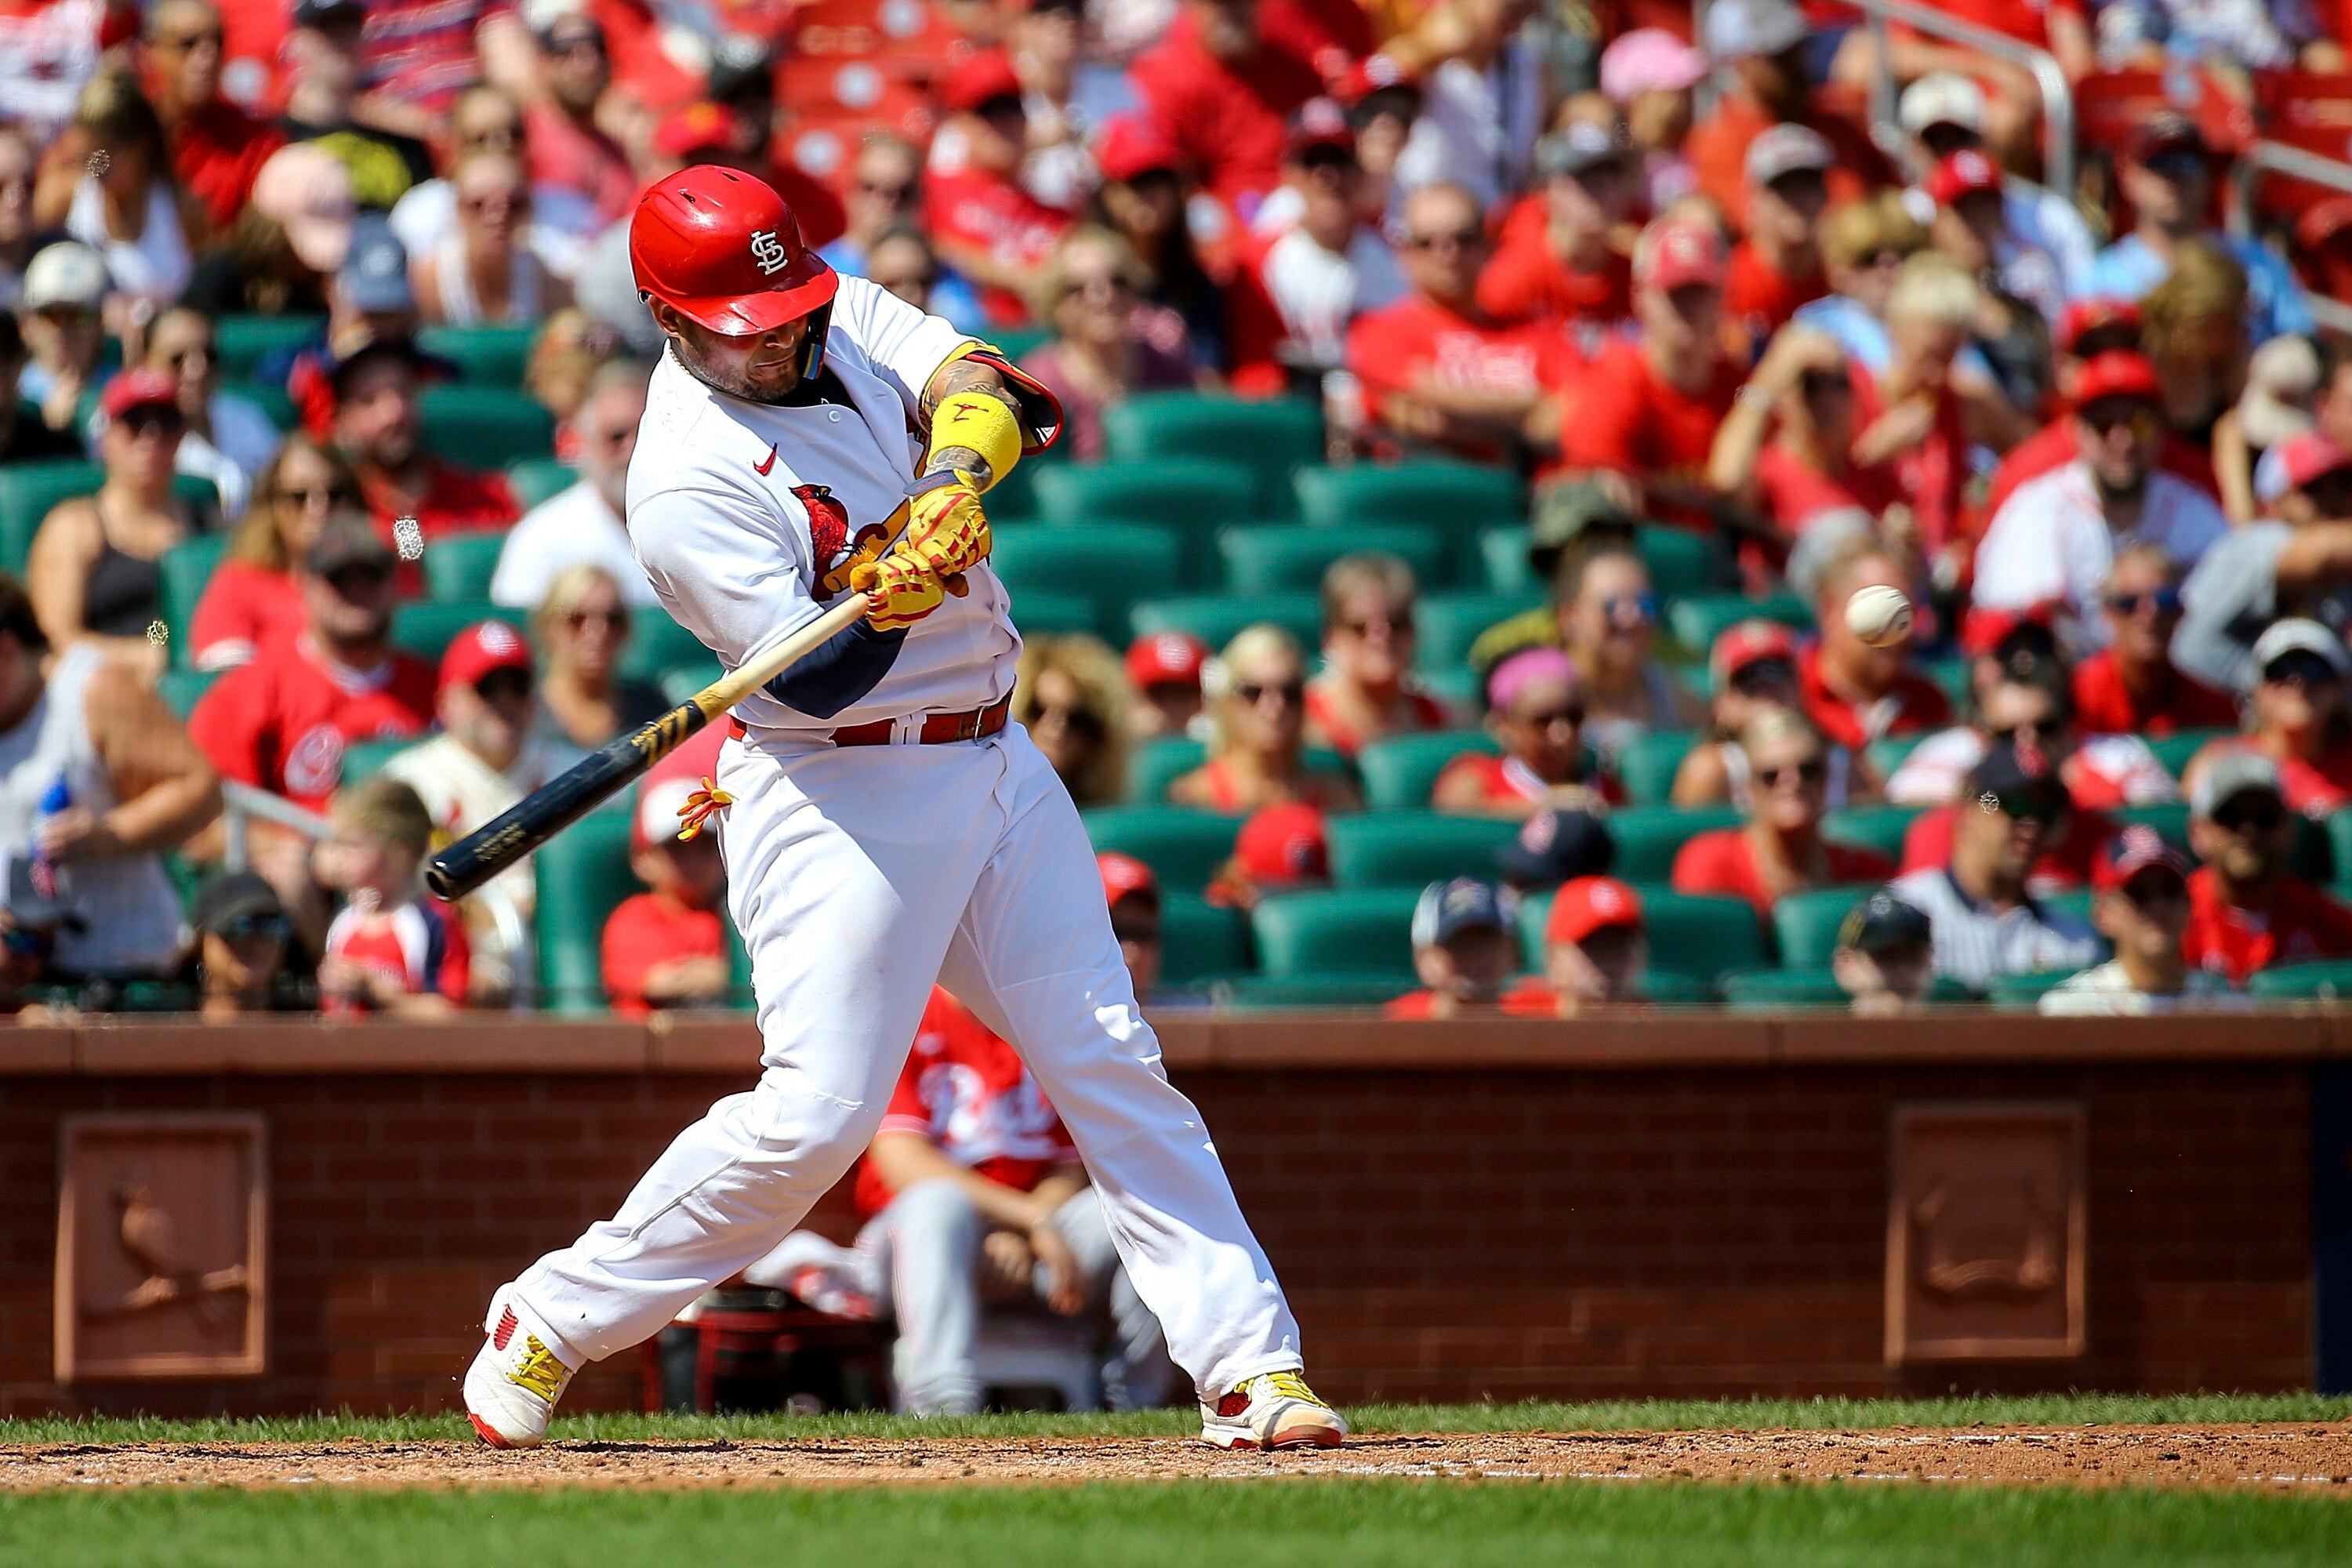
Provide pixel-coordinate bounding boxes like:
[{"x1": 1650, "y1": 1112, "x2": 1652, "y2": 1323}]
[
  {"x1": 1127, "y1": 632, "x2": 1208, "y2": 741},
  {"x1": 2041, "y1": 826, "x2": 2240, "y2": 1014},
  {"x1": 42, "y1": 367, "x2": 193, "y2": 667},
  {"x1": 1210, "y1": 801, "x2": 1333, "y2": 909},
  {"x1": 1507, "y1": 874, "x2": 1648, "y2": 1014},
  {"x1": 602, "y1": 774, "x2": 731, "y2": 1018},
  {"x1": 922, "y1": 51, "x2": 1074, "y2": 328},
  {"x1": 1672, "y1": 619, "x2": 1871, "y2": 811},
  {"x1": 1973, "y1": 349, "x2": 2229, "y2": 649},
  {"x1": 328, "y1": 330, "x2": 520, "y2": 572},
  {"x1": 1924, "y1": 150, "x2": 2065, "y2": 322},
  {"x1": 1098, "y1": 851, "x2": 1167, "y2": 998}
]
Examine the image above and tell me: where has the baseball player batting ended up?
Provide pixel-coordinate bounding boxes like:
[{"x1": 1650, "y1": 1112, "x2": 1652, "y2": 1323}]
[{"x1": 462, "y1": 167, "x2": 1345, "y2": 1452}]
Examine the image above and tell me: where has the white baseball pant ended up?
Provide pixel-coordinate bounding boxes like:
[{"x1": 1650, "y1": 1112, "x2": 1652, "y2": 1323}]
[{"x1": 503, "y1": 724, "x2": 1306, "y2": 1399}]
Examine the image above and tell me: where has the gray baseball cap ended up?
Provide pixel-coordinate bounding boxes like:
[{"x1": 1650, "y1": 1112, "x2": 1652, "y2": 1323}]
[
  {"x1": 2189, "y1": 750, "x2": 2285, "y2": 819},
  {"x1": 1746, "y1": 123, "x2": 1834, "y2": 187},
  {"x1": 2252, "y1": 616, "x2": 2351, "y2": 679}
]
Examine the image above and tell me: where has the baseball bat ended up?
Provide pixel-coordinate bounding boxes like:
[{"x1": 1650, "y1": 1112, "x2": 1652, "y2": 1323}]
[{"x1": 425, "y1": 593, "x2": 871, "y2": 902}]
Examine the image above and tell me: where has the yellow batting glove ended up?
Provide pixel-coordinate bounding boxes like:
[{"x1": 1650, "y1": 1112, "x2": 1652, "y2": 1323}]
[
  {"x1": 901, "y1": 469, "x2": 992, "y2": 583},
  {"x1": 851, "y1": 551, "x2": 948, "y2": 633}
]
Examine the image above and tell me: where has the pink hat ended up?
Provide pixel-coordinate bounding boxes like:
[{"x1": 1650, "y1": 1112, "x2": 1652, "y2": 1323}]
[
  {"x1": 1486, "y1": 647, "x2": 1579, "y2": 713},
  {"x1": 1599, "y1": 28, "x2": 1707, "y2": 103}
]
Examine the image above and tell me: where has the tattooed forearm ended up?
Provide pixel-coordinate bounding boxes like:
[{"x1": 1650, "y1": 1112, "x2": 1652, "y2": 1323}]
[{"x1": 924, "y1": 445, "x2": 989, "y2": 481}]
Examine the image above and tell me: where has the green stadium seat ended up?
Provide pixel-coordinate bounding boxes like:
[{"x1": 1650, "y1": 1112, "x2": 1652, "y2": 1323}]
[
  {"x1": 1617, "y1": 728, "x2": 1702, "y2": 804},
  {"x1": 1080, "y1": 805, "x2": 1243, "y2": 891},
  {"x1": 1160, "y1": 892, "x2": 1250, "y2": 985},
  {"x1": 506, "y1": 459, "x2": 578, "y2": 511},
  {"x1": 423, "y1": 530, "x2": 509, "y2": 603},
  {"x1": 1773, "y1": 887, "x2": 1871, "y2": 968},
  {"x1": 1823, "y1": 803, "x2": 1921, "y2": 864},
  {"x1": 1719, "y1": 966, "x2": 1849, "y2": 1011},
  {"x1": 1293, "y1": 460, "x2": 1523, "y2": 534},
  {"x1": 2109, "y1": 803, "x2": 2190, "y2": 853},
  {"x1": 996, "y1": 522, "x2": 1184, "y2": 636},
  {"x1": 419, "y1": 386, "x2": 557, "y2": 469},
  {"x1": 1030, "y1": 459, "x2": 1254, "y2": 540},
  {"x1": 1127, "y1": 735, "x2": 1205, "y2": 803},
  {"x1": 2329, "y1": 811, "x2": 2352, "y2": 891},
  {"x1": 1422, "y1": 664, "x2": 1483, "y2": 713},
  {"x1": 215, "y1": 314, "x2": 323, "y2": 381},
  {"x1": 2249, "y1": 959, "x2": 2352, "y2": 999},
  {"x1": 2292, "y1": 815, "x2": 2336, "y2": 883},
  {"x1": 1609, "y1": 804, "x2": 1742, "y2": 880},
  {"x1": 1007, "y1": 590, "x2": 1102, "y2": 640},
  {"x1": 1867, "y1": 733, "x2": 1929, "y2": 779},
  {"x1": 1987, "y1": 969, "x2": 2081, "y2": 1010},
  {"x1": 1327, "y1": 811, "x2": 1518, "y2": 888},
  {"x1": 1636, "y1": 526, "x2": 1719, "y2": 602},
  {"x1": 1479, "y1": 525, "x2": 1537, "y2": 593},
  {"x1": 2041, "y1": 887, "x2": 2097, "y2": 930},
  {"x1": 1216, "y1": 523, "x2": 1452, "y2": 596},
  {"x1": 1250, "y1": 887, "x2": 1420, "y2": 977},
  {"x1": 1215, "y1": 974, "x2": 1410, "y2": 1010},
  {"x1": 1357, "y1": 729, "x2": 1495, "y2": 809},
  {"x1": 619, "y1": 607, "x2": 710, "y2": 685},
  {"x1": 1637, "y1": 971, "x2": 1719, "y2": 1005},
  {"x1": 533, "y1": 804, "x2": 641, "y2": 1012},
  {"x1": 661, "y1": 660, "x2": 722, "y2": 706},
  {"x1": 1515, "y1": 884, "x2": 1767, "y2": 980},
  {"x1": 1664, "y1": 591, "x2": 1809, "y2": 658},
  {"x1": 2146, "y1": 728, "x2": 2231, "y2": 779},
  {"x1": 1129, "y1": 592, "x2": 1322, "y2": 652},
  {"x1": 0, "y1": 461, "x2": 100, "y2": 575},
  {"x1": 157, "y1": 666, "x2": 220, "y2": 720},
  {"x1": 1102, "y1": 393, "x2": 1322, "y2": 516},
  {"x1": 1921, "y1": 657, "x2": 1970, "y2": 709},
  {"x1": 990, "y1": 325, "x2": 1052, "y2": 361},
  {"x1": 419, "y1": 322, "x2": 538, "y2": 388},
  {"x1": 157, "y1": 533, "x2": 231, "y2": 666},
  {"x1": 339, "y1": 735, "x2": 412, "y2": 787},
  {"x1": 1416, "y1": 590, "x2": 1545, "y2": 672},
  {"x1": 172, "y1": 472, "x2": 223, "y2": 526},
  {"x1": 391, "y1": 600, "x2": 528, "y2": 663}
]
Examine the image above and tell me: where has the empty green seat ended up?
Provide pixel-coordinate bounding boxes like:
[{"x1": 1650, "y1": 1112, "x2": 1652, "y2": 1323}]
[
  {"x1": 1080, "y1": 806, "x2": 1243, "y2": 891},
  {"x1": 1216, "y1": 973, "x2": 1409, "y2": 1010},
  {"x1": 0, "y1": 461, "x2": 100, "y2": 575},
  {"x1": 1130, "y1": 592, "x2": 1321, "y2": 652},
  {"x1": 662, "y1": 660, "x2": 722, "y2": 706},
  {"x1": 419, "y1": 386, "x2": 557, "y2": 470},
  {"x1": 216, "y1": 314, "x2": 324, "y2": 380},
  {"x1": 2249, "y1": 959, "x2": 2352, "y2": 999},
  {"x1": 1609, "y1": 804, "x2": 1742, "y2": 880},
  {"x1": 1293, "y1": 460, "x2": 1522, "y2": 534},
  {"x1": 238, "y1": 381, "x2": 297, "y2": 433},
  {"x1": 157, "y1": 533, "x2": 232, "y2": 666},
  {"x1": 1128, "y1": 736, "x2": 1206, "y2": 803},
  {"x1": 1987, "y1": 968, "x2": 2081, "y2": 1010},
  {"x1": 1102, "y1": 393, "x2": 1322, "y2": 516},
  {"x1": 1664, "y1": 591, "x2": 1810, "y2": 658},
  {"x1": 1617, "y1": 728, "x2": 1701, "y2": 804},
  {"x1": 1636, "y1": 526, "x2": 1718, "y2": 602},
  {"x1": 419, "y1": 322, "x2": 537, "y2": 388},
  {"x1": 1327, "y1": 811, "x2": 1518, "y2": 888},
  {"x1": 619, "y1": 607, "x2": 710, "y2": 685},
  {"x1": 1416, "y1": 590, "x2": 1545, "y2": 673},
  {"x1": 506, "y1": 459, "x2": 578, "y2": 511},
  {"x1": 1720, "y1": 966, "x2": 1849, "y2": 1011},
  {"x1": 533, "y1": 805, "x2": 642, "y2": 1011},
  {"x1": 423, "y1": 530, "x2": 510, "y2": 603},
  {"x1": 1031, "y1": 459, "x2": 1254, "y2": 536},
  {"x1": 1514, "y1": 884, "x2": 1766, "y2": 980},
  {"x1": 1250, "y1": 887, "x2": 1420, "y2": 977},
  {"x1": 1421, "y1": 664, "x2": 1483, "y2": 713},
  {"x1": 2041, "y1": 887, "x2": 2096, "y2": 929},
  {"x1": 995, "y1": 522, "x2": 1184, "y2": 635},
  {"x1": 2290, "y1": 815, "x2": 2336, "y2": 883},
  {"x1": 1008, "y1": 590, "x2": 1102, "y2": 640},
  {"x1": 1823, "y1": 803, "x2": 1920, "y2": 864},
  {"x1": 1217, "y1": 523, "x2": 1451, "y2": 596},
  {"x1": 390, "y1": 600, "x2": 528, "y2": 663},
  {"x1": 989, "y1": 325, "x2": 1051, "y2": 361},
  {"x1": 1358, "y1": 729, "x2": 1496, "y2": 809},
  {"x1": 1922, "y1": 657, "x2": 1970, "y2": 708},
  {"x1": 157, "y1": 666, "x2": 220, "y2": 720},
  {"x1": 1160, "y1": 892, "x2": 1249, "y2": 984},
  {"x1": 1773, "y1": 887, "x2": 1871, "y2": 968},
  {"x1": 1479, "y1": 525, "x2": 1537, "y2": 593},
  {"x1": 2145, "y1": 728, "x2": 2231, "y2": 779}
]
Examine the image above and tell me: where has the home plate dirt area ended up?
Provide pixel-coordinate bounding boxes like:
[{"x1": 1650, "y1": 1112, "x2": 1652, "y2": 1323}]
[{"x1": 8, "y1": 1425, "x2": 2352, "y2": 1491}]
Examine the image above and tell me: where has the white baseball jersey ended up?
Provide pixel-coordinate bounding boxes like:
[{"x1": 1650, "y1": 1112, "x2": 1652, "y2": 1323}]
[
  {"x1": 1972, "y1": 462, "x2": 2227, "y2": 652},
  {"x1": 626, "y1": 275, "x2": 1020, "y2": 735}
]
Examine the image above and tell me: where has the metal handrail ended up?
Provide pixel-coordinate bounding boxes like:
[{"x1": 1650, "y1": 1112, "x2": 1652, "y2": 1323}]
[
  {"x1": 1850, "y1": 0, "x2": 2078, "y2": 203},
  {"x1": 2225, "y1": 140, "x2": 2352, "y2": 332},
  {"x1": 220, "y1": 781, "x2": 329, "y2": 869}
]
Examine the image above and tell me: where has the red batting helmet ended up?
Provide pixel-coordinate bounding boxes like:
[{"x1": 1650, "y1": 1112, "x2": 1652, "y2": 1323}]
[{"x1": 631, "y1": 166, "x2": 839, "y2": 373}]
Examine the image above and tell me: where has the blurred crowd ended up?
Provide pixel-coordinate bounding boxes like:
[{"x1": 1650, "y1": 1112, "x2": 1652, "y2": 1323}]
[{"x1": 1, "y1": 0, "x2": 2351, "y2": 1022}]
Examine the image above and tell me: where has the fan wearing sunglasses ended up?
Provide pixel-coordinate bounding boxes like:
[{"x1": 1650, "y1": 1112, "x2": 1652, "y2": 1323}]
[
  {"x1": 1671, "y1": 710, "x2": 1894, "y2": 919},
  {"x1": 1551, "y1": 539, "x2": 1702, "y2": 770},
  {"x1": 1305, "y1": 553, "x2": 1448, "y2": 762},
  {"x1": 1012, "y1": 634, "x2": 1133, "y2": 809},
  {"x1": 190, "y1": 434, "x2": 364, "y2": 671},
  {"x1": 532, "y1": 564, "x2": 668, "y2": 750},
  {"x1": 2182, "y1": 750, "x2": 2352, "y2": 985},
  {"x1": 1170, "y1": 624, "x2": 1362, "y2": 815},
  {"x1": 2071, "y1": 543, "x2": 2239, "y2": 736},
  {"x1": 2183, "y1": 619, "x2": 2352, "y2": 817},
  {"x1": 1433, "y1": 648, "x2": 1622, "y2": 818},
  {"x1": 1674, "y1": 619, "x2": 1875, "y2": 810}
]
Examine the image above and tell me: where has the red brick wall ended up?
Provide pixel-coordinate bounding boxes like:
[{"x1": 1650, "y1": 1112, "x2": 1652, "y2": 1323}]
[{"x1": 0, "y1": 1016, "x2": 2320, "y2": 1416}]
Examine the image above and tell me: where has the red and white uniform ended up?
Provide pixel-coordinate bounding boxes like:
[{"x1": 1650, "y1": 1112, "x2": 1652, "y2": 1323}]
[
  {"x1": 1973, "y1": 463, "x2": 2229, "y2": 650},
  {"x1": 499, "y1": 274, "x2": 1308, "y2": 1403},
  {"x1": 321, "y1": 896, "x2": 471, "y2": 1013},
  {"x1": 187, "y1": 633, "x2": 437, "y2": 811}
]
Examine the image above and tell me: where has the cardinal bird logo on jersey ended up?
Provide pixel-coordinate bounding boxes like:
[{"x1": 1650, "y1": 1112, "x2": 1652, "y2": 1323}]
[{"x1": 797, "y1": 484, "x2": 890, "y2": 603}]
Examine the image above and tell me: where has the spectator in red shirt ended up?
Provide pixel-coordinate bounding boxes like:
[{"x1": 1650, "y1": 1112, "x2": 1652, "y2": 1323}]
[
  {"x1": 1170, "y1": 624, "x2": 1363, "y2": 814},
  {"x1": 2183, "y1": 750, "x2": 2352, "y2": 984},
  {"x1": 1131, "y1": 0, "x2": 1325, "y2": 223},
  {"x1": 350, "y1": 0, "x2": 534, "y2": 140},
  {"x1": 1682, "y1": 0, "x2": 1895, "y2": 228},
  {"x1": 314, "y1": 775, "x2": 467, "y2": 1015},
  {"x1": 1385, "y1": 877, "x2": 1520, "y2": 1019},
  {"x1": 521, "y1": 9, "x2": 633, "y2": 228},
  {"x1": 1851, "y1": 254, "x2": 1978, "y2": 576},
  {"x1": 1675, "y1": 619, "x2": 1878, "y2": 808},
  {"x1": 1304, "y1": 552, "x2": 1447, "y2": 760},
  {"x1": 1724, "y1": 124, "x2": 1830, "y2": 342},
  {"x1": 1797, "y1": 534, "x2": 1952, "y2": 749},
  {"x1": 1474, "y1": 122, "x2": 1635, "y2": 332},
  {"x1": 1553, "y1": 217, "x2": 1744, "y2": 532},
  {"x1": 2071, "y1": 544, "x2": 2240, "y2": 738},
  {"x1": 144, "y1": 0, "x2": 282, "y2": 238},
  {"x1": 641, "y1": 100, "x2": 848, "y2": 259},
  {"x1": 1349, "y1": 182, "x2": 1563, "y2": 463},
  {"x1": 2184, "y1": 620, "x2": 2352, "y2": 816},
  {"x1": 1984, "y1": 299, "x2": 2177, "y2": 518},
  {"x1": 191, "y1": 434, "x2": 362, "y2": 672},
  {"x1": 330, "y1": 333, "x2": 518, "y2": 562},
  {"x1": 922, "y1": 51, "x2": 1073, "y2": 328},
  {"x1": 1708, "y1": 328, "x2": 1900, "y2": 560},
  {"x1": 1672, "y1": 710, "x2": 1896, "y2": 917},
  {"x1": 1433, "y1": 648, "x2": 1622, "y2": 818},
  {"x1": 601, "y1": 774, "x2": 730, "y2": 1017}
]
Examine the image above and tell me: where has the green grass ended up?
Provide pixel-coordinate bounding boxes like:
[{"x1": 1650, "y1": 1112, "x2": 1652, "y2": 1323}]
[
  {"x1": 4, "y1": 1479, "x2": 2350, "y2": 1568},
  {"x1": 5, "y1": 1390, "x2": 2350, "y2": 1446}
]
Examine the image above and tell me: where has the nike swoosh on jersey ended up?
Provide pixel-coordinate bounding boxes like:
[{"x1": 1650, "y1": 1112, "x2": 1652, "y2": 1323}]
[{"x1": 755, "y1": 444, "x2": 779, "y2": 476}]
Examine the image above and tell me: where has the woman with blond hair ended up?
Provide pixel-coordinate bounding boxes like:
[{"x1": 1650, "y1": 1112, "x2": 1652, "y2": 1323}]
[
  {"x1": 1304, "y1": 552, "x2": 1448, "y2": 760},
  {"x1": 414, "y1": 150, "x2": 570, "y2": 328},
  {"x1": 1012, "y1": 633, "x2": 1134, "y2": 808},
  {"x1": 532, "y1": 564, "x2": 666, "y2": 750},
  {"x1": 188, "y1": 434, "x2": 360, "y2": 671},
  {"x1": 1171, "y1": 625, "x2": 1363, "y2": 814},
  {"x1": 38, "y1": 72, "x2": 197, "y2": 332},
  {"x1": 2142, "y1": 239, "x2": 2251, "y2": 450},
  {"x1": 1017, "y1": 226, "x2": 1198, "y2": 463},
  {"x1": 1671, "y1": 709, "x2": 1895, "y2": 918}
]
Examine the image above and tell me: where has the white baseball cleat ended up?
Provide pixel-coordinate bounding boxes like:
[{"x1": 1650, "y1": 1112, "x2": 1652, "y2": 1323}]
[
  {"x1": 463, "y1": 1290, "x2": 575, "y2": 1449},
  {"x1": 1199, "y1": 1370, "x2": 1348, "y2": 1450}
]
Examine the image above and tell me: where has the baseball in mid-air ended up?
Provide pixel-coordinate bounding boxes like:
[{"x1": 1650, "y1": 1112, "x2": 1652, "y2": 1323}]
[{"x1": 1845, "y1": 584, "x2": 1914, "y2": 647}]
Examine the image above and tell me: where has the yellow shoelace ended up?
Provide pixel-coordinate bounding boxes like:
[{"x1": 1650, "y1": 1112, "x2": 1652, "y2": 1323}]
[
  {"x1": 507, "y1": 1336, "x2": 568, "y2": 1402},
  {"x1": 1249, "y1": 1370, "x2": 1327, "y2": 1406}
]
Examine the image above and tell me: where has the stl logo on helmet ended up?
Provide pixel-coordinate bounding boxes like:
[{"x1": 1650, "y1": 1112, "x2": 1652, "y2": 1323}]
[{"x1": 749, "y1": 229, "x2": 791, "y2": 276}]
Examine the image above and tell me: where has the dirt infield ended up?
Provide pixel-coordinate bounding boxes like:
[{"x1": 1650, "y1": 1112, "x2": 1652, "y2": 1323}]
[{"x1": 6, "y1": 1425, "x2": 2352, "y2": 1492}]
